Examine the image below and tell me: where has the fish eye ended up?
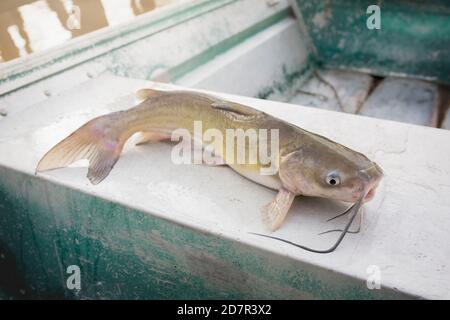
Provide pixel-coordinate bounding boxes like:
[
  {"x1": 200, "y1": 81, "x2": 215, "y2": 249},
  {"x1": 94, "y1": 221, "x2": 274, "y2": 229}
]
[{"x1": 326, "y1": 172, "x2": 340, "y2": 186}]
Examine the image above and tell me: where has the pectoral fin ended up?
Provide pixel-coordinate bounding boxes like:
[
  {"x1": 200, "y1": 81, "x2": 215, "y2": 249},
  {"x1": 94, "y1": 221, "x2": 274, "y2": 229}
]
[{"x1": 261, "y1": 188, "x2": 296, "y2": 231}]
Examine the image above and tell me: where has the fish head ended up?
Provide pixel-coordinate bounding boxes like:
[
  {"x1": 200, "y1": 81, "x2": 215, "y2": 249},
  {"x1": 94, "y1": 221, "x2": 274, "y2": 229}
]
[{"x1": 279, "y1": 141, "x2": 383, "y2": 203}]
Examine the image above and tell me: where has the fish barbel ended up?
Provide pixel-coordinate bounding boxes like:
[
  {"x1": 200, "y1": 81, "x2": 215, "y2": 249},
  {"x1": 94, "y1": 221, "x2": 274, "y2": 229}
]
[{"x1": 36, "y1": 89, "x2": 383, "y2": 252}]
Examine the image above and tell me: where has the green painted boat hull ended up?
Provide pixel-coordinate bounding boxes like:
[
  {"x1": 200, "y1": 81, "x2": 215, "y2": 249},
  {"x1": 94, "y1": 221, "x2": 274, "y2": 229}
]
[
  {"x1": 294, "y1": 0, "x2": 450, "y2": 84},
  {"x1": 0, "y1": 168, "x2": 413, "y2": 299}
]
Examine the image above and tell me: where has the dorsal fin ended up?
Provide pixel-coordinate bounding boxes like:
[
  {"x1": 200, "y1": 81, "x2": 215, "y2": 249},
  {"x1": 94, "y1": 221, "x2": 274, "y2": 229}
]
[
  {"x1": 211, "y1": 101, "x2": 264, "y2": 117},
  {"x1": 135, "y1": 88, "x2": 169, "y2": 101}
]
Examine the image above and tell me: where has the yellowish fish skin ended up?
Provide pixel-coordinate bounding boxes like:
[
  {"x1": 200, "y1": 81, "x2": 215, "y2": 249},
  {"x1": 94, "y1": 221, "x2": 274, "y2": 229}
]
[{"x1": 36, "y1": 89, "x2": 383, "y2": 231}]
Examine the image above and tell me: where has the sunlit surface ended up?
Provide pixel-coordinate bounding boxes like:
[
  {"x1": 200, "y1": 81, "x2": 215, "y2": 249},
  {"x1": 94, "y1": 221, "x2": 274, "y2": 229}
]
[
  {"x1": 19, "y1": 1, "x2": 72, "y2": 53},
  {"x1": 0, "y1": 0, "x2": 176, "y2": 63}
]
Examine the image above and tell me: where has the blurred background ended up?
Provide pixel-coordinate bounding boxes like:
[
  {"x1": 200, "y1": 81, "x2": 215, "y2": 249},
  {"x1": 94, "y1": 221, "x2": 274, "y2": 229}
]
[{"x1": 0, "y1": 0, "x2": 175, "y2": 62}]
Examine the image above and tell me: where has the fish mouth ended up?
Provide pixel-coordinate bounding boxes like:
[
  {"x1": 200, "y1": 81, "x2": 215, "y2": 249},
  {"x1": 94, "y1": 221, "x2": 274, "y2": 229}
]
[
  {"x1": 364, "y1": 187, "x2": 376, "y2": 202},
  {"x1": 359, "y1": 163, "x2": 383, "y2": 202},
  {"x1": 363, "y1": 171, "x2": 382, "y2": 202}
]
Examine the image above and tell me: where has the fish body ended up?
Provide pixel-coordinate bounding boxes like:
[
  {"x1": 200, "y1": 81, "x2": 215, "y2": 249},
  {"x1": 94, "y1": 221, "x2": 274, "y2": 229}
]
[{"x1": 37, "y1": 89, "x2": 383, "y2": 235}]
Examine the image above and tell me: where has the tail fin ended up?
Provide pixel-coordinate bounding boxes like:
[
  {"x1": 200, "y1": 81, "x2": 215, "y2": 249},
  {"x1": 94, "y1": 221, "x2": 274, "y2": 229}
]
[{"x1": 36, "y1": 114, "x2": 125, "y2": 184}]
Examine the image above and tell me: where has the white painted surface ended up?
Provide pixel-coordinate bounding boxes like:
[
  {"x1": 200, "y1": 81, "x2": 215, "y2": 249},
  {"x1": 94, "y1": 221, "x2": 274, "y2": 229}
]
[
  {"x1": 176, "y1": 18, "x2": 309, "y2": 99},
  {"x1": 0, "y1": 0, "x2": 291, "y2": 94},
  {"x1": 0, "y1": 0, "x2": 291, "y2": 110},
  {"x1": 359, "y1": 77, "x2": 440, "y2": 127},
  {"x1": 289, "y1": 69, "x2": 373, "y2": 114},
  {"x1": 0, "y1": 0, "x2": 234, "y2": 94},
  {"x1": 1, "y1": 74, "x2": 450, "y2": 299}
]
